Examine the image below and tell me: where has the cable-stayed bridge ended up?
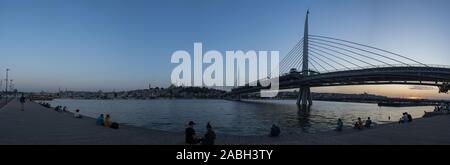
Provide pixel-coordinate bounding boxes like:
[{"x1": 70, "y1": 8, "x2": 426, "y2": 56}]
[{"x1": 227, "y1": 11, "x2": 450, "y2": 106}]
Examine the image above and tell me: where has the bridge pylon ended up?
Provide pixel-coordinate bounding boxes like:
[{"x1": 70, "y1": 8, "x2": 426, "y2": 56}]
[
  {"x1": 296, "y1": 86, "x2": 312, "y2": 107},
  {"x1": 296, "y1": 10, "x2": 313, "y2": 107}
]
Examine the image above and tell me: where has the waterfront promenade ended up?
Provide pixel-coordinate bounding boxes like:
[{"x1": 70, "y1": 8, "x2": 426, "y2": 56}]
[{"x1": 1, "y1": 100, "x2": 450, "y2": 145}]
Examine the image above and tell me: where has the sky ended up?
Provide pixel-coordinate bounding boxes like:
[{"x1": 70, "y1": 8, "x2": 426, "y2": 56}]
[{"x1": 0, "y1": 0, "x2": 449, "y2": 99}]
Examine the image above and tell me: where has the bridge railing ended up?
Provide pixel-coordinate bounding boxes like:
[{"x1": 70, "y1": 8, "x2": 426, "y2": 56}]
[{"x1": 281, "y1": 64, "x2": 450, "y2": 75}]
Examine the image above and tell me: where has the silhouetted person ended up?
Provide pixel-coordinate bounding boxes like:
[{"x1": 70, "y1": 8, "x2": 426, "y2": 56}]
[
  {"x1": 104, "y1": 114, "x2": 112, "y2": 127},
  {"x1": 19, "y1": 94, "x2": 25, "y2": 111},
  {"x1": 407, "y1": 113, "x2": 413, "y2": 122},
  {"x1": 269, "y1": 124, "x2": 281, "y2": 137},
  {"x1": 354, "y1": 117, "x2": 363, "y2": 129},
  {"x1": 96, "y1": 114, "x2": 104, "y2": 126},
  {"x1": 54, "y1": 106, "x2": 62, "y2": 112},
  {"x1": 336, "y1": 118, "x2": 343, "y2": 131},
  {"x1": 201, "y1": 122, "x2": 216, "y2": 145},
  {"x1": 74, "y1": 109, "x2": 82, "y2": 118},
  {"x1": 399, "y1": 112, "x2": 408, "y2": 123},
  {"x1": 185, "y1": 121, "x2": 200, "y2": 144},
  {"x1": 365, "y1": 117, "x2": 372, "y2": 128}
]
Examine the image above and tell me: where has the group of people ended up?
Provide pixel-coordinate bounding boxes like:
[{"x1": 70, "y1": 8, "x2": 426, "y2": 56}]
[
  {"x1": 399, "y1": 112, "x2": 413, "y2": 123},
  {"x1": 434, "y1": 105, "x2": 450, "y2": 112},
  {"x1": 185, "y1": 122, "x2": 282, "y2": 145},
  {"x1": 96, "y1": 114, "x2": 118, "y2": 129},
  {"x1": 335, "y1": 117, "x2": 373, "y2": 131},
  {"x1": 38, "y1": 101, "x2": 116, "y2": 128},
  {"x1": 38, "y1": 102, "x2": 83, "y2": 119},
  {"x1": 354, "y1": 117, "x2": 372, "y2": 129},
  {"x1": 53, "y1": 105, "x2": 68, "y2": 113},
  {"x1": 38, "y1": 102, "x2": 51, "y2": 108},
  {"x1": 185, "y1": 121, "x2": 216, "y2": 145}
]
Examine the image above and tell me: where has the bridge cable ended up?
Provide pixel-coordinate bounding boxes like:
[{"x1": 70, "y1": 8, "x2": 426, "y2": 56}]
[
  {"x1": 309, "y1": 49, "x2": 351, "y2": 70},
  {"x1": 308, "y1": 59, "x2": 320, "y2": 72},
  {"x1": 310, "y1": 40, "x2": 391, "y2": 66},
  {"x1": 309, "y1": 37, "x2": 408, "y2": 66},
  {"x1": 271, "y1": 38, "x2": 304, "y2": 77},
  {"x1": 283, "y1": 44, "x2": 303, "y2": 73},
  {"x1": 280, "y1": 40, "x2": 303, "y2": 73},
  {"x1": 309, "y1": 43, "x2": 376, "y2": 68},
  {"x1": 285, "y1": 44, "x2": 303, "y2": 73},
  {"x1": 294, "y1": 54, "x2": 304, "y2": 72},
  {"x1": 309, "y1": 53, "x2": 339, "y2": 70},
  {"x1": 309, "y1": 46, "x2": 363, "y2": 69},
  {"x1": 309, "y1": 35, "x2": 428, "y2": 67},
  {"x1": 309, "y1": 56, "x2": 329, "y2": 72},
  {"x1": 283, "y1": 51, "x2": 303, "y2": 74},
  {"x1": 280, "y1": 39, "x2": 303, "y2": 71},
  {"x1": 279, "y1": 46, "x2": 298, "y2": 73}
]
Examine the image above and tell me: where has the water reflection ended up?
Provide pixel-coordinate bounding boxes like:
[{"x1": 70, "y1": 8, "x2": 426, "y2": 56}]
[
  {"x1": 297, "y1": 105, "x2": 312, "y2": 132},
  {"x1": 46, "y1": 99, "x2": 433, "y2": 136}
]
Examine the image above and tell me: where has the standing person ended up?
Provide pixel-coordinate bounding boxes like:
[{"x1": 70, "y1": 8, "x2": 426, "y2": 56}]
[
  {"x1": 104, "y1": 114, "x2": 112, "y2": 127},
  {"x1": 185, "y1": 121, "x2": 200, "y2": 144},
  {"x1": 201, "y1": 122, "x2": 216, "y2": 145},
  {"x1": 19, "y1": 93, "x2": 26, "y2": 111}
]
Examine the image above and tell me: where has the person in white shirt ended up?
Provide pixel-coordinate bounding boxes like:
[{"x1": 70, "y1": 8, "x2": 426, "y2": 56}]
[{"x1": 74, "y1": 109, "x2": 82, "y2": 118}]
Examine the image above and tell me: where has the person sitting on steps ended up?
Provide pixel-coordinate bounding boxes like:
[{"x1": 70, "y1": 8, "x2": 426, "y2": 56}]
[
  {"x1": 96, "y1": 114, "x2": 104, "y2": 126},
  {"x1": 104, "y1": 114, "x2": 112, "y2": 128},
  {"x1": 365, "y1": 117, "x2": 372, "y2": 128},
  {"x1": 354, "y1": 117, "x2": 363, "y2": 130},
  {"x1": 336, "y1": 118, "x2": 343, "y2": 131},
  {"x1": 269, "y1": 124, "x2": 281, "y2": 137},
  {"x1": 74, "y1": 109, "x2": 82, "y2": 118}
]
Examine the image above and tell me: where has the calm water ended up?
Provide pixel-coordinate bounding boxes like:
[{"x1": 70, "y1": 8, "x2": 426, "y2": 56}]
[{"x1": 46, "y1": 99, "x2": 433, "y2": 135}]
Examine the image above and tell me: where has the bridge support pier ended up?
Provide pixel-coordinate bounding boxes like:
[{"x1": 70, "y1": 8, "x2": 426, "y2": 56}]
[{"x1": 296, "y1": 86, "x2": 312, "y2": 107}]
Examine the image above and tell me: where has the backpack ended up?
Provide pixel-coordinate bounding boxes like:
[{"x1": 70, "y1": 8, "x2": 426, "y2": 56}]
[{"x1": 110, "y1": 122, "x2": 119, "y2": 129}]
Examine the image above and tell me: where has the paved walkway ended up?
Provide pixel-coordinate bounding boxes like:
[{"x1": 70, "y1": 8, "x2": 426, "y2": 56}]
[
  {"x1": 0, "y1": 100, "x2": 184, "y2": 144},
  {"x1": 1, "y1": 100, "x2": 450, "y2": 145}
]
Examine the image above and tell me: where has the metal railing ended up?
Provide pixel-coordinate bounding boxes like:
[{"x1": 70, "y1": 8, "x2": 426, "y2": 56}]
[{"x1": 280, "y1": 63, "x2": 450, "y2": 75}]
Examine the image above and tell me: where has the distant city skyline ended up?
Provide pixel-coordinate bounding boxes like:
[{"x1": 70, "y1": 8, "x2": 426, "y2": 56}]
[{"x1": 1, "y1": 0, "x2": 450, "y2": 99}]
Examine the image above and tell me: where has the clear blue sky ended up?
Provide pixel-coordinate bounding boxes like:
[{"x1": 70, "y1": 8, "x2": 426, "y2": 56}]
[{"x1": 0, "y1": 0, "x2": 449, "y2": 93}]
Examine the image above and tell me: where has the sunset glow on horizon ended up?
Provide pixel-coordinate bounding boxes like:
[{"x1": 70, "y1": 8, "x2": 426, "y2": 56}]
[{"x1": 312, "y1": 85, "x2": 448, "y2": 100}]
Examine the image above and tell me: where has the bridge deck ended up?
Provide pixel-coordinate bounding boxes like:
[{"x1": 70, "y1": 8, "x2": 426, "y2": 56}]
[{"x1": 230, "y1": 66, "x2": 450, "y2": 94}]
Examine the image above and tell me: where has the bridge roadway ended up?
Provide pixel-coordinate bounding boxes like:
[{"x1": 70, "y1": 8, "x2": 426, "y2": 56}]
[{"x1": 230, "y1": 66, "x2": 450, "y2": 94}]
